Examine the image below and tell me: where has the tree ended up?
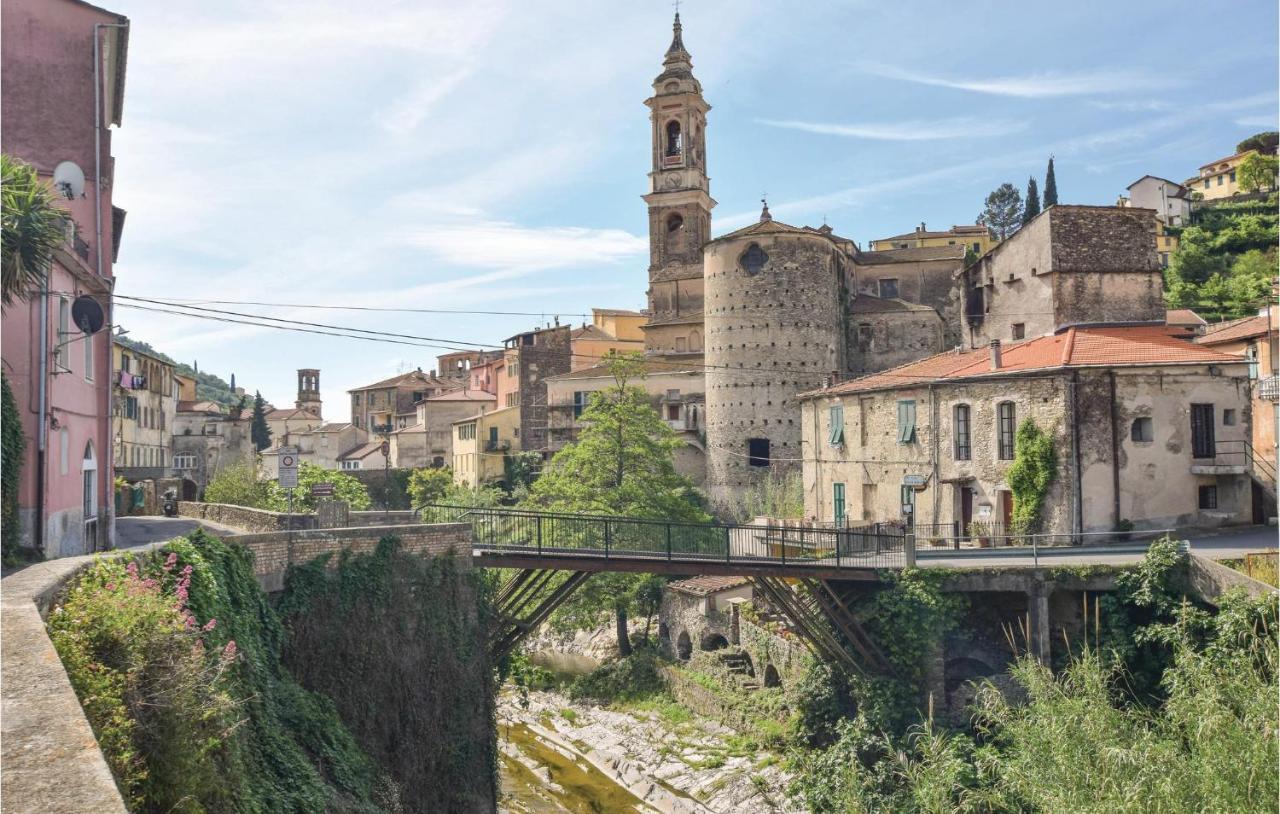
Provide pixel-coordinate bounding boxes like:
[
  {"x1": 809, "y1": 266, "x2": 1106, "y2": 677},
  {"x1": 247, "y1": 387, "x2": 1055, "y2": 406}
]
[
  {"x1": 2, "y1": 154, "x2": 65, "y2": 306},
  {"x1": 1022, "y1": 176, "x2": 1041, "y2": 224},
  {"x1": 292, "y1": 462, "x2": 370, "y2": 511},
  {"x1": 203, "y1": 464, "x2": 278, "y2": 510},
  {"x1": 1237, "y1": 152, "x2": 1278, "y2": 193},
  {"x1": 977, "y1": 183, "x2": 1024, "y2": 240},
  {"x1": 250, "y1": 391, "x2": 272, "y2": 451},
  {"x1": 502, "y1": 451, "x2": 542, "y2": 500},
  {"x1": 1043, "y1": 156, "x2": 1058, "y2": 207},
  {"x1": 1236, "y1": 131, "x2": 1279, "y2": 156},
  {"x1": 406, "y1": 467, "x2": 453, "y2": 508},
  {"x1": 525, "y1": 353, "x2": 710, "y2": 655},
  {"x1": 2, "y1": 373, "x2": 25, "y2": 563}
]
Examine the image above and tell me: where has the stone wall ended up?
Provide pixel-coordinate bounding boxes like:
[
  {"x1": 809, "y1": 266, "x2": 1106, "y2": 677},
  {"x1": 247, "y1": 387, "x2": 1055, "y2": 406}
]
[
  {"x1": 235, "y1": 522, "x2": 472, "y2": 591},
  {"x1": 517, "y1": 326, "x2": 572, "y2": 453},
  {"x1": 851, "y1": 255, "x2": 964, "y2": 345},
  {"x1": 178, "y1": 501, "x2": 314, "y2": 532},
  {"x1": 847, "y1": 300, "x2": 947, "y2": 375},
  {"x1": 347, "y1": 510, "x2": 421, "y2": 526}
]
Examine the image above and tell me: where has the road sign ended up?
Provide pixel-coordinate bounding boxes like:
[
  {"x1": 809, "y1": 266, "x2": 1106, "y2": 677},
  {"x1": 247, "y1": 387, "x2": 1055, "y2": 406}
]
[
  {"x1": 278, "y1": 446, "x2": 299, "y2": 489},
  {"x1": 310, "y1": 482, "x2": 335, "y2": 498},
  {"x1": 903, "y1": 474, "x2": 927, "y2": 487}
]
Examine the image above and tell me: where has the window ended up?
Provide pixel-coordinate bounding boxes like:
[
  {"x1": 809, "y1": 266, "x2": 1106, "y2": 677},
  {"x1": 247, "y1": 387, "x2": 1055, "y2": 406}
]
[
  {"x1": 353, "y1": 393, "x2": 361, "y2": 405},
  {"x1": 1011, "y1": 323, "x2": 1025, "y2": 340},
  {"x1": 55, "y1": 297, "x2": 71, "y2": 370},
  {"x1": 971, "y1": 242, "x2": 981, "y2": 253},
  {"x1": 747, "y1": 438, "x2": 770, "y2": 467},
  {"x1": 665, "y1": 213, "x2": 685, "y2": 256},
  {"x1": 857, "y1": 323, "x2": 873, "y2": 346},
  {"x1": 878, "y1": 278, "x2": 899, "y2": 299},
  {"x1": 741, "y1": 243, "x2": 767, "y2": 275},
  {"x1": 896, "y1": 400, "x2": 916, "y2": 444},
  {"x1": 83, "y1": 332, "x2": 94, "y2": 381},
  {"x1": 1198, "y1": 484, "x2": 1218, "y2": 510},
  {"x1": 954, "y1": 404, "x2": 971, "y2": 460},
  {"x1": 1131, "y1": 417, "x2": 1154, "y2": 442},
  {"x1": 572, "y1": 391, "x2": 588, "y2": 418},
  {"x1": 997, "y1": 401, "x2": 1016, "y2": 459},
  {"x1": 1229, "y1": 170, "x2": 1236, "y2": 183},
  {"x1": 901, "y1": 485, "x2": 916, "y2": 520},
  {"x1": 1217, "y1": 175, "x2": 1224, "y2": 186},
  {"x1": 1223, "y1": 409, "x2": 1237, "y2": 426},
  {"x1": 458, "y1": 423, "x2": 477, "y2": 441},
  {"x1": 1245, "y1": 345, "x2": 1259, "y2": 380},
  {"x1": 666, "y1": 389, "x2": 681, "y2": 400},
  {"x1": 675, "y1": 336, "x2": 687, "y2": 352},
  {"x1": 174, "y1": 454, "x2": 196, "y2": 470},
  {"x1": 341, "y1": 460, "x2": 361, "y2": 471},
  {"x1": 828, "y1": 404, "x2": 844, "y2": 445},
  {"x1": 488, "y1": 426, "x2": 499, "y2": 447},
  {"x1": 1204, "y1": 179, "x2": 1210, "y2": 190},
  {"x1": 833, "y1": 482, "x2": 846, "y2": 526},
  {"x1": 82, "y1": 442, "x2": 97, "y2": 520},
  {"x1": 505, "y1": 393, "x2": 519, "y2": 408},
  {"x1": 665, "y1": 120, "x2": 682, "y2": 156}
]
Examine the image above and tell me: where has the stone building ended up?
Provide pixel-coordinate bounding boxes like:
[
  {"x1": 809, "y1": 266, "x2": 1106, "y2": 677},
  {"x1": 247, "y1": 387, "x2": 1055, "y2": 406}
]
[
  {"x1": 348, "y1": 368, "x2": 452, "y2": 433},
  {"x1": 263, "y1": 369, "x2": 325, "y2": 442},
  {"x1": 633, "y1": 16, "x2": 964, "y2": 508},
  {"x1": 798, "y1": 327, "x2": 1256, "y2": 535},
  {"x1": 961, "y1": 205, "x2": 1166, "y2": 348},
  {"x1": 436, "y1": 350, "x2": 502, "y2": 387},
  {"x1": 658, "y1": 576, "x2": 751, "y2": 660},
  {"x1": 172, "y1": 402, "x2": 254, "y2": 499},
  {"x1": 259, "y1": 421, "x2": 367, "y2": 478},
  {"x1": 113, "y1": 341, "x2": 179, "y2": 481},
  {"x1": 503, "y1": 325, "x2": 572, "y2": 455},
  {"x1": 869, "y1": 223, "x2": 996, "y2": 256},
  {"x1": 544, "y1": 360, "x2": 705, "y2": 484},
  {"x1": 390, "y1": 389, "x2": 496, "y2": 469}
]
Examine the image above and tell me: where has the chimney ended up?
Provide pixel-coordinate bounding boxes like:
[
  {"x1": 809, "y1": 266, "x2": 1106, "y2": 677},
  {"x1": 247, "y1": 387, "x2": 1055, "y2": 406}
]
[
  {"x1": 989, "y1": 339, "x2": 1002, "y2": 370},
  {"x1": 917, "y1": 222, "x2": 926, "y2": 233}
]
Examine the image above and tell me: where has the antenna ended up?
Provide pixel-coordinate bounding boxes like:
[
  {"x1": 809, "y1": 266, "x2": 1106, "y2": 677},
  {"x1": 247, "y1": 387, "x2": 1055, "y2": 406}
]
[{"x1": 52, "y1": 161, "x2": 86, "y2": 199}]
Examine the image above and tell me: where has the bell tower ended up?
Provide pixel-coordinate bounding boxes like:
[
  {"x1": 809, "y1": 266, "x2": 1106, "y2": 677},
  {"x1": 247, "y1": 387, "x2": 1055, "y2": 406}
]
[
  {"x1": 296, "y1": 368, "x2": 322, "y2": 418},
  {"x1": 641, "y1": 12, "x2": 715, "y2": 360}
]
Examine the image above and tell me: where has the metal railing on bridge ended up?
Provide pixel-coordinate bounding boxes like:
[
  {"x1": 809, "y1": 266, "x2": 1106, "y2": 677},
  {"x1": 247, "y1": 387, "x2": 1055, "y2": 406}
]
[{"x1": 420, "y1": 504, "x2": 910, "y2": 571}]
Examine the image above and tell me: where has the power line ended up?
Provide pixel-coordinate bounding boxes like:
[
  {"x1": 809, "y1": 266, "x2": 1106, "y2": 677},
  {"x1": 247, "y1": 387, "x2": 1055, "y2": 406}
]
[{"x1": 124, "y1": 295, "x2": 600, "y2": 319}]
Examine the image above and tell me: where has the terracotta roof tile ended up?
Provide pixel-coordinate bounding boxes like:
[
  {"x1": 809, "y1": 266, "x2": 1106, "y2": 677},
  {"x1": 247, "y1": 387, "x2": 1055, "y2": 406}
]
[
  {"x1": 855, "y1": 245, "x2": 965, "y2": 265},
  {"x1": 807, "y1": 326, "x2": 1245, "y2": 398},
  {"x1": 1165, "y1": 308, "x2": 1207, "y2": 326},
  {"x1": 1196, "y1": 315, "x2": 1272, "y2": 345}
]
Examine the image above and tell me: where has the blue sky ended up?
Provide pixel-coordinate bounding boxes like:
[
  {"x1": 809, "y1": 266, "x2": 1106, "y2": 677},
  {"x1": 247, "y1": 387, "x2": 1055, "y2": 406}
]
[{"x1": 107, "y1": 0, "x2": 1279, "y2": 411}]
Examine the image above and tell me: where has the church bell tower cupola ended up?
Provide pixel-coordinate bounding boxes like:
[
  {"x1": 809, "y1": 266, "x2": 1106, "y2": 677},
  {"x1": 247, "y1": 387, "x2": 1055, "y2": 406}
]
[{"x1": 641, "y1": 12, "x2": 715, "y2": 359}]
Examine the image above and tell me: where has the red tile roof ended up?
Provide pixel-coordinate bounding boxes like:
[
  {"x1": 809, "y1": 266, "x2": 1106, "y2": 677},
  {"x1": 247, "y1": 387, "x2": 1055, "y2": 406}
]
[
  {"x1": 1196, "y1": 314, "x2": 1272, "y2": 346},
  {"x1": 807, "y1": 326, "x2": 1245, "y2": 398},
  {"x1": 1165, "y1": 308, "x2": 1207, "y2": 327}
]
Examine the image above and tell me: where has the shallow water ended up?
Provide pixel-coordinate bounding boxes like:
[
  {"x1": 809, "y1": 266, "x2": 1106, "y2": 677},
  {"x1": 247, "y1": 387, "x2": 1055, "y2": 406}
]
[{"x1": 498, "y1": 722, "x2": 647, "y2": 814}]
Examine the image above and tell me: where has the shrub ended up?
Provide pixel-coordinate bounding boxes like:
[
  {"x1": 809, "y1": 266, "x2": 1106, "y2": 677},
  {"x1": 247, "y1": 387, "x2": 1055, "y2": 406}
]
[{"x1": 568, "y1": 651, "x2": 665, "y2": 703}]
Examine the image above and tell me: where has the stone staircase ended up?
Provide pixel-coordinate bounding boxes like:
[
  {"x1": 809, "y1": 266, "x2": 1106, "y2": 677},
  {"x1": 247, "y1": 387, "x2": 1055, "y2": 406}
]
[{"x1": 718, "y1": 650, "x2": 759, "y2": 690}]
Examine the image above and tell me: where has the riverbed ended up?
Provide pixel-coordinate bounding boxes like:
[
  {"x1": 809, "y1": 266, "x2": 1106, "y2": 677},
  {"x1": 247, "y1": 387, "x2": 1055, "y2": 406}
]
[{"x1": 496, "y1": 653, "x2": 799, "y2": 813}]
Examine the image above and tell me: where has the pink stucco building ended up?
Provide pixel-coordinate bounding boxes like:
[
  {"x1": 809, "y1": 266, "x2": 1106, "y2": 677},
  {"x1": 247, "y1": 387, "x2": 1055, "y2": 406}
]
[{"x1": 2, "y1": 0, "x2": 129, "y2": 557}]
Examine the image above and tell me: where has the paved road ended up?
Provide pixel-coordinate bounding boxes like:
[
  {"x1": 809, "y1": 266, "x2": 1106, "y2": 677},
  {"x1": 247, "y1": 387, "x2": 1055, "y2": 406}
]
[
  {"x1": 115, "y1": 516, "x2": 243, "y2": 549},
  {"x1": 919, "y1": 525, "x2": 1277, "y2": 570}
]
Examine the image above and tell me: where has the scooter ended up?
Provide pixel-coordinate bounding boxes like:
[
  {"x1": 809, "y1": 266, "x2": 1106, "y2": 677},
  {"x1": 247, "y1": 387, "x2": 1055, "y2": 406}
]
[{"x1": 162, "y1": 488, "x2": 178, "y2": 518}]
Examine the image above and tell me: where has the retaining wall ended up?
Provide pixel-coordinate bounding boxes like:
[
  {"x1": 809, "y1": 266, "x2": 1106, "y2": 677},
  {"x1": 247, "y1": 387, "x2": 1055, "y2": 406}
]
[{"x1": 178, "y1": 501, "x2": 314, "y2": 532}]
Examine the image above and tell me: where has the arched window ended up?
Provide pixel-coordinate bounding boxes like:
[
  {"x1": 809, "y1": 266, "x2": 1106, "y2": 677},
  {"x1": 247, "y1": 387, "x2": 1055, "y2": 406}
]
[
  {"x1": 740, "y1": 243, "x2": 768, "y2": 275},
  {"x1": 665, "y1": 213, "x2": 685, "y2": 257},
  {"x1": 689, "y1": 329, "x2": 702, "y2": 351},
  {"x1": 82, "y1": 441, "x2": 98, "y2": 519},
  {"x1": 665, "y1": 120, "x2": 682, "y2": 156}
]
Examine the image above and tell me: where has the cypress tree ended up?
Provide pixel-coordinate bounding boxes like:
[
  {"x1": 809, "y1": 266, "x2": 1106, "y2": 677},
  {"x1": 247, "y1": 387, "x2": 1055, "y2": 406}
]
[
  {"x1": 1023, "y1": 176, "x2": 1041, "y2": 224},
  {"x1": 1043, "y1": 156, "x2": 1058, "y2": 207},
  {"x1": 250, "y1": 391, "x2": 272, "y2": 451}
]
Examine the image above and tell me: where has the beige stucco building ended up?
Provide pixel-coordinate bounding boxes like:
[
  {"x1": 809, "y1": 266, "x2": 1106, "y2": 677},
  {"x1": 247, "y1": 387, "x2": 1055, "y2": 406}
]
[
  {"x1": 799, "y1": 327, "x2": 1256, "y2": 535},
  {"x1": 172, "y1": 401, "x2": 254, "y2": 499},
  {"x1": 348, "y1": 368, "x2": 452, "y2": 434},
  {"x1": 869, "y1": 223, "x2": 996, "y2": 256},
  {"x1": 113, "y1": 341, "x2": 179, "y2": 479},
  {"x1": 452, "y1": 406, "x2": 521, "y2": 487},
  {"x1": 1184, "y1": 151, "x2": 1255, "y2": 201},
  {"x1": 390, "y1": 389, "x2": 496, "y2": 469},
  {"x1": 259, "y1": 421, "x2": 367, "y2": 478}
]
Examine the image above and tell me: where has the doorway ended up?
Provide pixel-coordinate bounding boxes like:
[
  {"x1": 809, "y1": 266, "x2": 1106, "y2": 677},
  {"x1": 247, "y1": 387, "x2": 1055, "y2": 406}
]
[
  {"x1": 1191, "y1": 403, "x2": 1215, "y2": 459},
  {"x1": 958, "y1": 486, "x2": 974, "y2": 538}
]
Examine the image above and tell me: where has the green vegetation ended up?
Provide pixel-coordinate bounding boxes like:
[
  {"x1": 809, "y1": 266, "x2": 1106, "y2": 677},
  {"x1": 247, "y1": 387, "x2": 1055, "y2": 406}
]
[
  {"x1": 976, "y1": 183, "x2": 1023, "y2": 240},
  {"x1": 250, "y1": 391, "x2": 271, "y2": 450},
  {"x1": 203, "y1": 461, "x2": 371, "y2": 512},
  {"x1": 2, "y1": 372, "x2": 24, "y2": 563},
  {"x1": 1006, "y1": 419, "x2": 1057, "y2": 533},
  {"x1": 1222, "y1": 554, "x2": 1279, "y2": 587},
  {"x1": 1238, "y1": 151, "x2": 1279, "y2": 193},
  {"x1": 2, "y1": 154, "x2": 63, "y2": 306},
  {"x1": 1043, "y1": 156, "x2": 1058, "y2": 207},
  {"x1": 1022, "y1": 176, "x2": 1040, "y2": 224},
  {"x1": 49, "y1": 531, "x2": 385, "y2": 812},
  {"x1": 1237, "y1": 131, "x2": 1279, "y2": 155},
  {"x1": 278, "y1": 537, "x2": 498, "y2": 811},
  {"x1": 1165, "y1": 198, "x2": 1278, "y2": 321},
  {"x1": 406, "y1": 466, "x2": 453, "y2": 507},
  {"x1": 525, "y1": 354, "x2": 710, "y2": 656},
  {"x1": 113, "y1": 334, "x2": 245, "y2": 407},
  {"x1": 725, "y1": 470, "x2": 804, "y2": 523},
  {"x1": 787, "y1": 541, "x2": 1279, "y2": 813}
]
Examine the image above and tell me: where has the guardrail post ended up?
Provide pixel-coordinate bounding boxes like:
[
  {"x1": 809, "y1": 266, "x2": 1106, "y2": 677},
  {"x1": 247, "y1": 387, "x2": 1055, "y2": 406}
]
[
  {"x1": 536, "y1": 516, "x2": 543, "y2": 556},
  {"x1": 666, "y1": 524, "x2": 672, "y2": 562},
  {"x1": 726, "y1": 527, "x2": 732, "y2": 563},
  {"x1": 604, "y1": 520, "x2": 611, "y2": 559}
]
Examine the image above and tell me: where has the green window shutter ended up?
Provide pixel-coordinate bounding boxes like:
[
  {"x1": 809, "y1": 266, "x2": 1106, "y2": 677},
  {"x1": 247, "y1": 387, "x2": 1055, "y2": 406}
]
[
  {"x1": 897, "y1": 400, "x2": 916, "y2": 443},
  {"x1": 828, "y1": 405, "x2": 844, "y2": 445},
  {"x1": 833, "y1": 482, "x2": 846, "y2": 525}
]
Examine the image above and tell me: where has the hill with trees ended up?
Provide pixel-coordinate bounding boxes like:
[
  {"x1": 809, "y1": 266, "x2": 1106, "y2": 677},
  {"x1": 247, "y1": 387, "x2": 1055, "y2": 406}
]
[
  {"x1": 1164, "y1": 194, "x2": 1278, "y2": 322},
  {"x1": 115, "y1": 334, "x2": 244, "y2": 407}
]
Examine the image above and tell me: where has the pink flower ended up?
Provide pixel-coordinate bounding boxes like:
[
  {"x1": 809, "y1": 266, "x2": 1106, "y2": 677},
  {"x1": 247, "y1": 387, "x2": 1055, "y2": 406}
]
[
  {"x1": 201, "y1": 618, "x2": 217, "y2": 632},
  {"x1": 125, "y1": 562, "x2": 138, "y2": 577},
  {"x1": 222, "y1": 640, "x2": 238, "y2": 660},
  {"x1": 185, "y1": 613, "x2": 197, "y2": 628},
  {"x1": 105, "y1": 583, "x2": 116, "y2": 591},
  {"x1": 164, "y1": 552, "x2": 178, "y2": 571},
  {"x1": 181, "y1": 565, "x2": 193, "y2": 577}
]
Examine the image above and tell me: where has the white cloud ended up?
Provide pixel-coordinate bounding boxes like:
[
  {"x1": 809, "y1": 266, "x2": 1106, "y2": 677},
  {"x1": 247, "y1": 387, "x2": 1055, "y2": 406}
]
[
  {"x1": 398, "y1": 221, "x2": 646, "y2": 270},
  {"x1": 860, "y1": 62, "x2": 1177, "y2": 98},
  {"x1": 378, "y1": 68, "x2": 473, "y2": 135},
  {"x1": 1088, "y1": 99, "x2": 1173, "y2": 112},
  {"x1": 756, "y1": 117, "x2": 1027, "y2": 141}
]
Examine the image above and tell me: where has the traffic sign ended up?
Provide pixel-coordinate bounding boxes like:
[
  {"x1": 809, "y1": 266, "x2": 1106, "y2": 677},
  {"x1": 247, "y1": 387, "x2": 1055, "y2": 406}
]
[
  {"x1": 310, "y1": 482, "x2": 335, "y2": 498},
  {"x1": 278, "y1": 446, "x2": 299, "y2": 489}
]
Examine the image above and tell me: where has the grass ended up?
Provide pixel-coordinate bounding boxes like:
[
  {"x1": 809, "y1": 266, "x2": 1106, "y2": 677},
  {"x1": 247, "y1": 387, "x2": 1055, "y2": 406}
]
[{"x1": 558, "y1": 708, "x2": 578, "y2": 724}]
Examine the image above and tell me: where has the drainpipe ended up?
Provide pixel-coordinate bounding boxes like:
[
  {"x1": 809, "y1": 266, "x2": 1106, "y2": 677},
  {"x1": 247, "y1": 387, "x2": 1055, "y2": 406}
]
[
  {"x1": 35, "y1": 276, "x2": 49, "y2": 557},
  {"x1": 1108, "y1": 371, "x2": 1121, "y2": 528},
  {"x1": 1069, "y1": 372, "x2": 1083, "y2": 535},
  {"x1": 929, "y1": 384, "x2": 940, "y2": 526}
]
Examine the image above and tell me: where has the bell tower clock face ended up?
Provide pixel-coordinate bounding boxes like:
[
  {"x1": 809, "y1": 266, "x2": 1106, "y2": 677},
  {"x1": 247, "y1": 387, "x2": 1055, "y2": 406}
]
[{"x1": 664, "y1": 172, "x2": 682, "y2": 189}]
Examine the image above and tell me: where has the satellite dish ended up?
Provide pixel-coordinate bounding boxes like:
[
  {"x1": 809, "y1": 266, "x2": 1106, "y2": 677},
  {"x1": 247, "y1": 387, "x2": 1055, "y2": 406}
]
[
  {"x1": 71, "y1": 296, "x2": 105, "y2": 335},
  {"x1": 52, "y1": 161, "x2": 85, "y2": 200}
]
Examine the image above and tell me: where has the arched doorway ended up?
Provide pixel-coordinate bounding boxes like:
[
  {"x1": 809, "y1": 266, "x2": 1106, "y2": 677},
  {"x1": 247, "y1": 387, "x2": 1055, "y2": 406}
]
[
  {"x1": 763, "y1": 664, "x2": 781, "y2": 688},
  {"x1": 700, "y1": 632, "x2": 729, "y2": 652},
  {"x1": 676, "y1": 631, "x2": 692, "y2": 660}
]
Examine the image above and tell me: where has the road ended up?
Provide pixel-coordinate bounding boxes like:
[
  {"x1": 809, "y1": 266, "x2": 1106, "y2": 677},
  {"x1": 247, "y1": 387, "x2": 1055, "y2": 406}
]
[
  {"x1": 919, "y1": 525, "x2": 1277, "y2": 570},
  {"x1": 114, "y1": 516, "x2": 243, "y2": 549}
]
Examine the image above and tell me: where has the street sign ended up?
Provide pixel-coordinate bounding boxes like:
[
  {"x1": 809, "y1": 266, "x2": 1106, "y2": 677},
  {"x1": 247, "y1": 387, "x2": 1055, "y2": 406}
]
[
  {"x1": 278, "y1": 446, "x2": 299, "y2": 489},
  {"x1": 310, "y1": 482, "x2": 335, "y2": 498},
  {"x1": 903, "y1": 474, "x2": 927, "y2": 487}
]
